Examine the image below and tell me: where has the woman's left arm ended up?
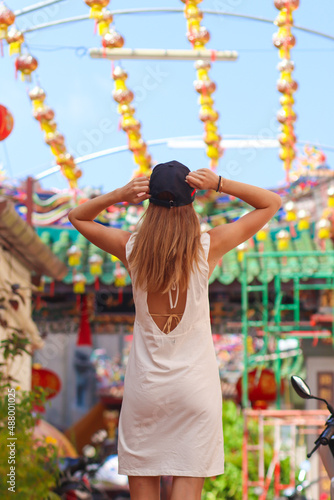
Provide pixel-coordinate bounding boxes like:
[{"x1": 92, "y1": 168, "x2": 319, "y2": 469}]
[{"x1": 68, "y1": 177, "x2": 150, "y2": 264}]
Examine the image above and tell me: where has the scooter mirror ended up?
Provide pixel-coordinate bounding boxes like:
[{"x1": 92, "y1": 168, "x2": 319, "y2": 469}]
[{"x1": 291, "y1": 375, "x2": 312, "y2": 399}]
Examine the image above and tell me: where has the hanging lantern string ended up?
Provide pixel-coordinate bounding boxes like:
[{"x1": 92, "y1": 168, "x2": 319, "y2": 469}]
[
  {"x1": 273, "y1": 0, "x2": 299, "y2": 184},
  {"x1": 1, "y1": 3, "x2": 81, "y2": 188},
  {"x1": 180, "y1": 0, "x2": 223, "y2": 170},
  {"x1": 83, "y1": 0, "x2": 152, "y2": 178}
]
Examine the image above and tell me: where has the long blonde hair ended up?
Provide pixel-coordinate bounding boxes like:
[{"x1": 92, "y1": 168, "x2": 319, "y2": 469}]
[{"x1": 128, "y1": 203, "x2": 203, "y2": 294}]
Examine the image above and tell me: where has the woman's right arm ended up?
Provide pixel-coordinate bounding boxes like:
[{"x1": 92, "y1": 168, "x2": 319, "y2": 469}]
[{"x1": 185, "y1": 169, "x2": 282, "y2": 273}]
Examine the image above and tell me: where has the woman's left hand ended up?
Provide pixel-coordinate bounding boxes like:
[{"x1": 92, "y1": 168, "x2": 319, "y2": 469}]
[{"x1": 119, "y1": 176, "x2": 151, "y2": 204}]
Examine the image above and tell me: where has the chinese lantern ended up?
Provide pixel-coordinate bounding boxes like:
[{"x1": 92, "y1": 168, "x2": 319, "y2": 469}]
[
  {"x1": 284, "y1": 201, "x2": 296, "y2": 221},
  {"x1": 0, "y1": 104, "x2": 14, "y2": 141},
  {"x1": 73, "y1": 273, "x2": 87, "y2": 294},
  {"x1": 102, "y1": 27, "x2": 124, "y2": 49},
  {"x1": 96, "y1": 9, "x2": 113, "y2": 36},
  {"x1": 0, "y1": 3, "x2": 15, "y2": 40},
  {"x1": 89, "y1": 254, "x2": 103, "y2": 275},
  {"x1": 236, "y1": 368, "x2": 284, "y2": 409},
  {"x1": 15, "y1": 53, "x2": 38, "y2": 81},
  {"x1": 67, "y1": 245, "x2": 82, "y2": 267},
  {"x1": 297, "y1": 209, "x2": 310, "y2": 231},
  {"x1": 327, "y1": 187, "x2": 334, "y2": 208},
  {"x1": 317, "y1": 219, "x2": 331, "y2": 240},
  {"x1": 29, "y1": 87, "x2": 46, "y2": 109},
  {"x1": 33, "y1": 106, "x2": 55, "y2": 124},
  {"x1": 236, "y1": 242, "x2": 247, "y2": 262},
  {"x1": 45, "y1": 131, "x2": 66, "y2": 156},
  {"x1": 114, "y1": 262, "x2": 127, "y2": 288},
  {"x1": 56, "y1": 153, "x2": 76, "y2": 170},
  {"x1": 257, "y1": 224, "x2": 268, "y2": 242},
  {"x1": 276, "y1": 229, "x2": 290, "y2": 250},
  {"x1": 6, "y1": 27, "x2": 24, "y2": 55},
  {"x1": 84, "y1": 0, "x2": 110, "y2": 18}
]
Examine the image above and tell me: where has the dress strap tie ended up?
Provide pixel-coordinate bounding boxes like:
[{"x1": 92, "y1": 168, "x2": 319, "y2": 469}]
[{"x1": 169, "y1": 282, "x2": 179, "y2": 309}]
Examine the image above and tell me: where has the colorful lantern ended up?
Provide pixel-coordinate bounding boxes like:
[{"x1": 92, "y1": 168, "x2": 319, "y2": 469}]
[
  {"x1": 31, "y1": 367, "x2": 62, "y2": 400},
  {"x1": 0, "y1": 104, "x2": 14, "y2": 141},
  {"x1": 276, "y1": 229, "x2": 290, "y2": 250},
  {"x1": 84, "y1": 0, "x2": 110, "y2": 19},
  {"x1": 317, "y1": 219, "x2": 331, "y2": 240},
  {"x1": 102, "y1": 27, "x2": 124, "y2": 49},
  {"x1": 73, "y1": 273, "x2": 87, "y2": 294},
  {"x1": 67, "y1": 245, "x2": 82, "y2": 267},
  {"x1": 89, "y1": 254, "x2": 103, "y2": 275},
  {"x1": 96, "y1": 9, "x2": 113, "y2": 36},
  {"x1": 297, "y1": 209, "x2": 310, "y2": 231},
  {"x1": 236, "y1": 242, "x2": 247, "y2": 262},
  {"x1": 257, "y1": 225, "x2": 268, "y2": 242},
  {"x1": 33, "y1": 106, "x2": 55, "y2": 124},
  {"x1": 114, "y1": 262, "x2": 127, "y2": 288},
  {"x1": 327, "y1": 187, "x2": 334, "y2": 208},
  {"x1": 29, "y1": 86, "x2": 46, "y2": 109},
  {"x1": 273, "y1": 0, "x2": 299, "y2": 182},
  {"x1": 45, "y1": 131, "x2": 66, "y2": 156},
  {"x1": 15, "y1": 53, "x2": 38, "y2": 81},
  {"x1": 284, "y1": 201, "x2": 296, "y2": 221},
  {"x1": 236, "y1": 368, "x2": 284, "y2": 409},
  {"x1": 6, "y1": 27, "x2": 24, "y2": 55},
  {"x1": 0, "y1": 3, "x2": 15, "y2": 40}
]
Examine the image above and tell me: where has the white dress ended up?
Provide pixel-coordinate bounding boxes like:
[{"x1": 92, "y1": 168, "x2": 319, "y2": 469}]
[{"x1": 117, "y1": 232, "x2": 224, "y2": 477}]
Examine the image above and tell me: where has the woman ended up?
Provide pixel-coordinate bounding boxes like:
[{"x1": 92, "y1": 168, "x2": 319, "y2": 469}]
[{"x1": 69, "y1": 160, "x2": 281, "y2": 500}]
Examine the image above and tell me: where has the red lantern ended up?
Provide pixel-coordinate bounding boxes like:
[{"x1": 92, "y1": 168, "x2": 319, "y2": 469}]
[
  {"x1": 236, "y1": 368, "x2": 284, "y2": 408},
  {"x1": 0, "y1": 3, "x2": 15, "y2": 39},
  {"x1": 15, "y1": 53, "x2": 38, "y2": 81},
  {"x1": 102, "y1": 28, "x2": 124, "y2": 49},
  {"x1": 0, "y1": 105, "x2": 14, "y2": 141},
  {"x1": 31, "y1": 366, "x2": 62, "y2": 400}
]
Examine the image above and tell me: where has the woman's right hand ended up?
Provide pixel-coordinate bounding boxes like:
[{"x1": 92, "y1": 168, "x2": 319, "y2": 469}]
[{"x1": 185, "y1": 168, "x2": 221, "y2": 191}]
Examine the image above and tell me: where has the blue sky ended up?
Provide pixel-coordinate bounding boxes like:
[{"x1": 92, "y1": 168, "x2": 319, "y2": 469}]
[{"x1": 1, "y1": 0, "x2": 333, "y2": 192}]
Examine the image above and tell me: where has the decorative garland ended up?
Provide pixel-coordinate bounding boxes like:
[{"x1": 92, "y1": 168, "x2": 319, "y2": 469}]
[
  {"x1": 180, "y1": 0, "x2": 223, "y2": 169},
  {"x1": 272, "y1": 0, "x2": 299, "y2": 183},
  {"x1": 112, "y1": 66, "x2": 152, "y2": 176},
  {"x1": 0, "y1": 3, "x2": 81, "y2": 188},
  {"x1": 28, "y1": 86, "x2": 82, "y2": 188},
  {"x1": 83, "y1": 1, "x2": 152, "y2": 177}
]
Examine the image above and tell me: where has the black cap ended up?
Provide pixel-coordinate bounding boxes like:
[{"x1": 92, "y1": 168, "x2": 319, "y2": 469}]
[{"x1": 149, "y1": 160, "x2": 196, "y2": 208}]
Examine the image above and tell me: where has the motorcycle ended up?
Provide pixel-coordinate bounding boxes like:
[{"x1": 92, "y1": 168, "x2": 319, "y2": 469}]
[
  {"x1": 290, "y1": 375, "x2": 334, "y2": 499},
  {"x1": 53, "y1": 456, "x2": 108, "y2": 499}
]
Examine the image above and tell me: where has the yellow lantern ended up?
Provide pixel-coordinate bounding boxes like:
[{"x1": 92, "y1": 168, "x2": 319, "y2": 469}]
[
  {"x1": 276, "y1": 229, "x2": 290, "y2": 250},
  {"x1": 84, "y1": 0, "x2": 109, "y2": 18},
  {"x1": 236, "y1": 242, "x2": 247, "y2": 262},
  {"x1": 257, "y1": 226, "x2": 268, "y2": 241},
  {"x1": 67, "y1": 245, "x2": 82, "y2": 267},
  {"x1": 6, "y1": 27, "x2": 24, "y2": 55},
  {"x1": 327, "y1": 187, "x2": 334, "y2": 208},
  {"x1": 285, "y1": 201, "x2": 296, "y2": 221},
  {"x1": 111, "y1": 254, "x2": 120, "y2": 262},
  {"x1": 29, "y1": 86, "x2": 46, "y2": 109},
  {"x1": 0, "y1": 3, "x2": 15, "y2": 40},
  {"x1": 73, "y1": 273, "x2": 86, "y2": 294},
  {"x1": 297, "y1": 209, "x2": 310, "y2": 231},
  {"x1": 317, "y1": 219, "x2": 331, "y2": 240},
  {"x1": 89, "y1": 254, "x2": 103, "y2": 275},
  {"x1": 114, "y1": 263, "x2": 127, "y2": 287}
]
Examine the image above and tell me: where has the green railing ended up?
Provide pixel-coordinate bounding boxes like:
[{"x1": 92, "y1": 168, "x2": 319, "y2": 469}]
[{"x1": 241, "y1": 251, "x2": 334, "y2": 408}]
